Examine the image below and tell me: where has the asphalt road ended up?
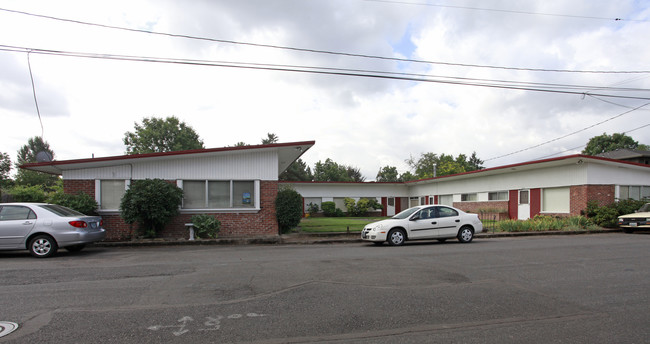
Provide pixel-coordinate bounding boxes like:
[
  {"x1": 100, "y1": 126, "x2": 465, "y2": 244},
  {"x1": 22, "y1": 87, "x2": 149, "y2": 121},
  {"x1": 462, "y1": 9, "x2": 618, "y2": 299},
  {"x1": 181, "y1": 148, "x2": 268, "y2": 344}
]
[{"x1": 0, "y1": 233, "x2": 648, "y2": 343}]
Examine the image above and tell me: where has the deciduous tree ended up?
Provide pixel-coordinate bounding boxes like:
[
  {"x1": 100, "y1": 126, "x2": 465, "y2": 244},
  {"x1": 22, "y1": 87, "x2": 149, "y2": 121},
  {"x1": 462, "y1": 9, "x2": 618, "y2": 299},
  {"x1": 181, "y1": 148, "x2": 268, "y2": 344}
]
[
  {"x1": 582, "y1": 133, "x2": 649, "y2": 156},
  {"x1": 15, "y1": 136, "x2": 59, "y2": 187},
  {"x1": 123, "y1": 116, "x2": 204, "y2": 154}
]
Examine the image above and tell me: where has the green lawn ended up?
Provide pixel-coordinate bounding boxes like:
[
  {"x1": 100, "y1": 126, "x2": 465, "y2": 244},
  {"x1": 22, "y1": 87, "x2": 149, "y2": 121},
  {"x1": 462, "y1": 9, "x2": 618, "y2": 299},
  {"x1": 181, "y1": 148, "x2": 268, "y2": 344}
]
[{"x1": 297, "y1": 216, "x2": 387, "y2": 232}]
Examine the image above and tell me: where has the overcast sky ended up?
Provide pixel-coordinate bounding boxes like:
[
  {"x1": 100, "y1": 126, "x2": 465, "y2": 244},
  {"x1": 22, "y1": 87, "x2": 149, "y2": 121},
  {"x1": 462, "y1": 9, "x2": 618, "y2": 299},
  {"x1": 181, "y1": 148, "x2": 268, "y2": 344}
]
[{"x1": 1, "y1": 0, "x2": 649, "y2": 180}]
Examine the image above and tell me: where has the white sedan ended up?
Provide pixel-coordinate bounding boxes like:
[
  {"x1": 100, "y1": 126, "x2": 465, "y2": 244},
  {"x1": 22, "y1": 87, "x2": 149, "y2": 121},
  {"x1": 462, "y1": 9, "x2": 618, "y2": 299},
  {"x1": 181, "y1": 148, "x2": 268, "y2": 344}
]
[
  {"x1": 0, "y1": 203, "x2": 106, "y2": 258},
  {"x1": 362, "y1": 205, "x2": 483, "y2": 246}
]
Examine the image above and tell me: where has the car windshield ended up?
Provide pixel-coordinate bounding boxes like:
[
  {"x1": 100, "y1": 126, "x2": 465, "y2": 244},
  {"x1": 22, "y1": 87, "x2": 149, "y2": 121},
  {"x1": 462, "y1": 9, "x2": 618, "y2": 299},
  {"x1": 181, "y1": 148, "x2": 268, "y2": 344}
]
[
  {"x1": 40, "y1": 204, "x2": 86, "y2": 217},
  {"x1": 639, "y1": 203, "x2": 650, "y2": 212},
  {"x1": 391, "y1": 207, "x2": 421, "y2": 219}
]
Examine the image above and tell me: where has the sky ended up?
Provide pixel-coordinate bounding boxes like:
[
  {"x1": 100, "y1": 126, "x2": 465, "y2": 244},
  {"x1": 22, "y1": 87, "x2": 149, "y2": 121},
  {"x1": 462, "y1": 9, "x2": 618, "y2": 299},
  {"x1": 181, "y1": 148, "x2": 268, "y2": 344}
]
[{"x1": 1, "y1": 0, "x2": 649, "y2": 181}]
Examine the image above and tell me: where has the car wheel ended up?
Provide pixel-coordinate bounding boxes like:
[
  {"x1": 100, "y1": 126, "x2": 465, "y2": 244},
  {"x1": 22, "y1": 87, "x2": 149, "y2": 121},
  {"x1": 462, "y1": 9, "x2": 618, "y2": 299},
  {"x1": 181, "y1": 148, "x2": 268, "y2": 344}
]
[
  {"x1": 65, "y1": 244, "x2": 86, "y2": 252},
  {"x1": 387, "y1": 229, "x2": 406, "y2": 246},
  {"x1": 457, "y1": 226, "x2": 474, "y2": 243},
  {"x1": 29, "y1": 235, "x2": 58, "y2": 258}
]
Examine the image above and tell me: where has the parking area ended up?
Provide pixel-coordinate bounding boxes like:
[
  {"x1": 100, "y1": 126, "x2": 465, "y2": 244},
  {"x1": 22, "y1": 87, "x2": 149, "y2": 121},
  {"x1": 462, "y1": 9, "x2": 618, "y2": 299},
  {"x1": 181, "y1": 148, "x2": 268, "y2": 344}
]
[{"x1": 0, "y1": 233, "x2": 649, "y2": 343}]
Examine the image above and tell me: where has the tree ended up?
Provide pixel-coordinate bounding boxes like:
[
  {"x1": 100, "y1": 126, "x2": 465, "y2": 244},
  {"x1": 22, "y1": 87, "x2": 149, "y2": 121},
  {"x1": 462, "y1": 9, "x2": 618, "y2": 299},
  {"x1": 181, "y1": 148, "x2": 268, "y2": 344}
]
[
  {"x1": 405, "y1": 151, "x2": 484, "y2": 179},
  {"x1": 376, "y1": 166, "x2": 400, "y2": 182},
  {"x1": 232, "y1": 142, "x2": 248, "y2": 147},
  {"x1": 261, "y1": 133, "x2": 279, "y2": 144},
  {"x1": 119, "y1": 178, "x2": 184, "y2": 238},
  {"x1": 582, "y1": 132, "x2": 649, "y2": 156},
  {"x1": 15, "y1": 136, "x2": 59, "y2": 187},
  {"x1": 0, "y1": 152, "x2": 11, "y2": 188},
  {"x1": 346, "y1": 166, "x2": 366, "y2": 182},
  {"x1": 313, "y1": 158, "x2": 352, "y2": 182},
  {"x1": 275, "y1": 186, "x2": 303, "y2": 234},
  {"x1": 123, "y1": 116, "x2": 204, "y2": 154},
  {"x1": 280, "y1": 158, "x2": 313, "y2": 181}
]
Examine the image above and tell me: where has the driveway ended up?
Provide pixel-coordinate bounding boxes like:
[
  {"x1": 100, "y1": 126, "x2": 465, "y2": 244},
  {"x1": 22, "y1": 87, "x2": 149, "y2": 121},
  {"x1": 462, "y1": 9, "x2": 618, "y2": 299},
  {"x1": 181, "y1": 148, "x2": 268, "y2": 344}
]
[{"x1": 0, "y1": 233, "x2": 648, "y2": 343}]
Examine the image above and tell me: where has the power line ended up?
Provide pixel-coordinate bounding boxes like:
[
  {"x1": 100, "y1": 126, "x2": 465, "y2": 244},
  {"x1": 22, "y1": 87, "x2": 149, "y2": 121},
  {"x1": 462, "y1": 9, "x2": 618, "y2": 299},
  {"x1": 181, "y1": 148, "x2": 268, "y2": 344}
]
[
  {"x1": 26, "y1": 51, "x2": 44, "y2": 139},
  {"x1": 364, "y1": 0, "x2": 649, "y2": 22},
  {"x1": 484, "y1": 102, "x2": 650, "y2": 162},
  {"x1": 1, "y1": 7, "x2": 649, "y2": 74},
  {"x1": 3, "y1": 44, "x2": 650, "y2": 101}
]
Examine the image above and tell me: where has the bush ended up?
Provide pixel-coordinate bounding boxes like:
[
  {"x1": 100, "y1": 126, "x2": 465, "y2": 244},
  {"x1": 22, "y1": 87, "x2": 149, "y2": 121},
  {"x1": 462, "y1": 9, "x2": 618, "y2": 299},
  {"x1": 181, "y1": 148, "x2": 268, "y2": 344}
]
[
  {"x1": 120, "y1": 179, "x2": 183, "y2": 238},
  {"x1": 306, "y1": 202, "x2": 319, "y2": 216},
  {"x1": 497, "y1": 215, "x2": 595, "y2": 232},
  {"x1": 7, "y1": 185, "x2": 47, "y2": 202},
  {"x1": 190, "y1": 214, "x2": 220, "y2": 239},
  {"x1": 585, "y1": 199, "x2": 647, "y2": 228},
  {"x1": 275, "y1": 186, "x2": 303, "y2": 234},
  {"x1": 321, "y1": 201, "x2": 338, "y2": 217},
  {"x1": 343, "y1": 198, "x2": 383, "y2": 217},
  {"x1": 48, "y1": 191, "x2": 98, "y2": 215}
]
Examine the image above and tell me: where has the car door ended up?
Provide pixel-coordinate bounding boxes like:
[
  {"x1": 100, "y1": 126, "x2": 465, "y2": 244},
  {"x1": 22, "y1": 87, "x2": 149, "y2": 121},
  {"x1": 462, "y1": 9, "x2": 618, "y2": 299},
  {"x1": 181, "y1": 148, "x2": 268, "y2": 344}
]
[
  {"x1": 431, "y1": 206, "x2": 462, "y2": 237},
  {"x1": 0, "y1": 205, "x2": 37, "y2": 248},
  {"x1": 407, "y1": 207, "x2": 439, "y2": 239}
]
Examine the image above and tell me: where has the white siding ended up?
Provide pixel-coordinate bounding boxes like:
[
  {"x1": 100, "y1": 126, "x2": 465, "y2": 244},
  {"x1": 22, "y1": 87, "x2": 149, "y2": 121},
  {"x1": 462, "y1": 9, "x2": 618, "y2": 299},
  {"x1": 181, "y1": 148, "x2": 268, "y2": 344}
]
[
  {"x1": 288, "y1": 183, "x2": 408, "y2": 198},
  {"x1": 63, "y1": 151, "x2": 278, "y2": 181}
]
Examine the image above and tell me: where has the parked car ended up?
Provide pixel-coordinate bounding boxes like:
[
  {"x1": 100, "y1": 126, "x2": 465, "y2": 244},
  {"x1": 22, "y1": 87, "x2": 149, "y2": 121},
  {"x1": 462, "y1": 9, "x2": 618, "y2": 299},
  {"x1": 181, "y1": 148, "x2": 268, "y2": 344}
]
[
  {"x1": 362, "y1": 205, "x2": 483, "y2": 246},
  {"x1": 0, "y1": 203, "x2": 106, "y2": 258},
  {"x1": 618, "y1": 202, "x2": 650, "y2": 233}
]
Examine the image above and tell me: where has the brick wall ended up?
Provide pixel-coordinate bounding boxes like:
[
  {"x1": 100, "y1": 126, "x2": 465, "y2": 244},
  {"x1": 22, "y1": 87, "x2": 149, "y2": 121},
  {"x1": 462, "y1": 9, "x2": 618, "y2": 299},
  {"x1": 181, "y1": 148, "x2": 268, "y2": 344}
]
[
  {"x1": 570, "y1": 185, "x2": 615, "y2": 215},
  {"x1": 63, "y1": 179, "x2": 280, "y2": 241},
  {"x1": 63, "y1": 180, "x2": 95, "y2": 197}
]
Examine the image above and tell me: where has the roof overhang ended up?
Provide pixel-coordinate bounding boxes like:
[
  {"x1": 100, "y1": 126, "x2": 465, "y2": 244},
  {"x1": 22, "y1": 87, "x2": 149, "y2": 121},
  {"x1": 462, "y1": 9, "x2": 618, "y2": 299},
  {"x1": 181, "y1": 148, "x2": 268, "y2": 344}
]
[{"x1": 20, "y1": 141, "x2": 315, "y2": 175}]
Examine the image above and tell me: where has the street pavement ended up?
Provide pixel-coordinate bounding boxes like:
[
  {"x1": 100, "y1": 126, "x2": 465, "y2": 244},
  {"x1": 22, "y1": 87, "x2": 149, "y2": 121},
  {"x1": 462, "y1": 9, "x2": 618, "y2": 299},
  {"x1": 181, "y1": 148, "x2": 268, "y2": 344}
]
[{"x1": 0, "y1": 232, "x2": 648, "y2": 343}]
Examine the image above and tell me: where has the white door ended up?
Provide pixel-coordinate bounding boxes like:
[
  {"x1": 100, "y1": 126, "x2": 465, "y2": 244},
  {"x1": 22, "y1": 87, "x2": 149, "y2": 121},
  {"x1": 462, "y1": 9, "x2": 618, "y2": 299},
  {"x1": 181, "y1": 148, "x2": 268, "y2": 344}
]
[
  {"x1": 386, "y1": 197, "x2": 396, "y2": 216},
  {"x1": 518, "y1": 190, "x2": 530, "y2": 220}
]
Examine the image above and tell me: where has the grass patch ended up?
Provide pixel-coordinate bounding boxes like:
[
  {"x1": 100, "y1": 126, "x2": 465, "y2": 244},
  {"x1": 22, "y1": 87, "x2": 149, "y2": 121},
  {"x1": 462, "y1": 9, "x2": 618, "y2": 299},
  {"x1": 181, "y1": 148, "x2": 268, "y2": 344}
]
[{"x1": 297, "y1": 216, "x2": 387, "y2": 232}]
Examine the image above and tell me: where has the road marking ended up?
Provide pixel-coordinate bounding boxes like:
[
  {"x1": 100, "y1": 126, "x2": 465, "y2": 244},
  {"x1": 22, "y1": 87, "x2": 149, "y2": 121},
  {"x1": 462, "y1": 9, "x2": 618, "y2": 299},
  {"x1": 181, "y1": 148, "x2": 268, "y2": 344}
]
[
  {"x1": 148, "y1": 313, "x2": 268, "y2": 336},
  {"x1": 0, "y1": 322, "x2": 19, "y2": 338}
]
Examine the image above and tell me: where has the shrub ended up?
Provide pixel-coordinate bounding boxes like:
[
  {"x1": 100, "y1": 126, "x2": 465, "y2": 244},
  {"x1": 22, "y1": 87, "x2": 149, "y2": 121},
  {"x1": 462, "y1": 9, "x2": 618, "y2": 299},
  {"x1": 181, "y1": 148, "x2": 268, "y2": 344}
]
[
  {"x1": 7, "y1": 185, "x2": 47, "y2": 202},
  {"x1": 321, "y1": 201, "x2": 338, "y2": 217},
  {"x1": 48, "y1": 191, "x2": 98, "y2": 215},
  {"x1": 190, "y1": 214, "x2": 220, "y2": 239},
  {"x1": 585, "y1": 199, "x2": 647, "y2": 228},
  {"x1": 343, "y1": 198, "x2": 383, "y2": 217},
  {"x1": 307, "y1": 202, "x2": 319, "y2": 216},
  {"x1": 120, "y1": 178, "x2": 183, "y2": 238},
  {"x1": 275, "y1": 186, "x2": 303, "y2": 234}
]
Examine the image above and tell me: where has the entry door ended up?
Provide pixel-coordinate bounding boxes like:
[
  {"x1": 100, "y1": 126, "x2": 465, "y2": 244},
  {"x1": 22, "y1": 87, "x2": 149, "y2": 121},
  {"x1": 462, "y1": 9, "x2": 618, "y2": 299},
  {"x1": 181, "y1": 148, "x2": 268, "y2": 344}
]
[
  {"x1": 386, "y1": 197, "x2": 396, "y2": 216},
  {"x1": 518, "y1": 190, "x2": 530, "y2": 220}
]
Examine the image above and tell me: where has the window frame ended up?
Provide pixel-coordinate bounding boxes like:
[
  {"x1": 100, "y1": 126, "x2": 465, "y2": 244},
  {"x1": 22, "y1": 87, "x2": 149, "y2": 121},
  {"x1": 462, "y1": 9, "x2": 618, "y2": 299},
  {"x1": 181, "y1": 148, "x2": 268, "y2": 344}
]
[{"x1": 179, "y1": 179, "x2": 260, "y2": 212}]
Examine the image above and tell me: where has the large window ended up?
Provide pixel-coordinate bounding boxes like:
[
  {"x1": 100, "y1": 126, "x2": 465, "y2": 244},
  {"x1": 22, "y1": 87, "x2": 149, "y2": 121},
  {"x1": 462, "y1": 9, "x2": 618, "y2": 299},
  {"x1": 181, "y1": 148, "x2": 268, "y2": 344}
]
[
  {"x1": 438, "y1": 195, "x2": 453, "y2": 206},
  {"x1": 182, "y1": 180, "x2": 256, "y2": 209},
  {"x1": 542, "y1": 187, "x2": 570, "y2": 213},
  {"x1": 100, "y1": 180, "x2": 126, "y2": 210},
  {"x1": 620, "y1": 185, "x2": 650, "y2": 201}
]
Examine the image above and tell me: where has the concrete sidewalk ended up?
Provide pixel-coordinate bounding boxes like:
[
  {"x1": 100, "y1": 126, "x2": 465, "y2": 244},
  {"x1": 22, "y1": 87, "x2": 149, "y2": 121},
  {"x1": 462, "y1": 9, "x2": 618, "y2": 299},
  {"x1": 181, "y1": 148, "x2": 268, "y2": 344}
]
[{"x1": 94, "y1": 228, "x2": 623, "y2": 247}]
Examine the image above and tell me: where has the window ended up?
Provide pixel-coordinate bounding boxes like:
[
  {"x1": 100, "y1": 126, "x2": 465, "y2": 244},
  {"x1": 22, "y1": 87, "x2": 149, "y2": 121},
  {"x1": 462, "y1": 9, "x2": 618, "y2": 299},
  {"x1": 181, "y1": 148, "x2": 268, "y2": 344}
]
[
  {"x1": 488, "y1": 191, "x2": 508, "y2": 201},
  {"x1": 409, "y1": 197, "x2": 420, "y2": 207},
  {"x1": 620, "y1": 186, "x2": 650, "y2": 201},
  {"x1": 182, "y1": 180, "x2": 257, "y2": 209},
  {"x1": 519, "y1": 190, "x2": 529, "y2": 205},
  {"x1": 100, "y1": 180, "x2": 126, "y2": 210},
  {"x1": 461, "y1": 193, "x2": 477, "y2": 202},
  {"x1": 0, "y1": 206, "x2": 36, "y2": 221},
  {"x1": 436, "y1": 207, "x2": 459, "y2": 218},
  {"x1": 542, "y1": 187, "x2": 570, "y2": 213},
  {"x1": 438, "y1": 195, "x2": 453, "y2": 206}
]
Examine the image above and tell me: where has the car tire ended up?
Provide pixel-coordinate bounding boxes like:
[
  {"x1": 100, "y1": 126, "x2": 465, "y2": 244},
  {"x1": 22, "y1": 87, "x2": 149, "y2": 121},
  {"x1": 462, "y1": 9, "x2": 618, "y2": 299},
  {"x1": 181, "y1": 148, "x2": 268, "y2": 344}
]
[
  {"x1": 65, "y1": 244, "x2": 86, "y2": 252},
  {"x1": 29, "y1": 235, "x2": 58, "y2": 258},
  {"x1": 457, "y1": 226, "x2": 474, "y2": 243},
  {"x1": 387, "y1": 229, "x2": 406, "y2": 246}
]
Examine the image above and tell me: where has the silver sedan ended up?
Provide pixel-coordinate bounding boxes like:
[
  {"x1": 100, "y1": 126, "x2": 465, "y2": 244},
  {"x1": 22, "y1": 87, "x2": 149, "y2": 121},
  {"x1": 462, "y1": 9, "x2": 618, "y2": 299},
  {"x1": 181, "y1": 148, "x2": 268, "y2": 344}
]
[{"x1": 0, "y1": 203, "x2": 106, "y2": 258}]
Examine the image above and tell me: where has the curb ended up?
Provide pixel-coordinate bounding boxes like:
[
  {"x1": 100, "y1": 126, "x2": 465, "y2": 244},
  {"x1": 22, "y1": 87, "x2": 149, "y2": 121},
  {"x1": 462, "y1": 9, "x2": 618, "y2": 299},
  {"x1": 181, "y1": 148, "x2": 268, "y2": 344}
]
[{"x1": 94, "y1": 228, "x2": 623, "y2": 247}]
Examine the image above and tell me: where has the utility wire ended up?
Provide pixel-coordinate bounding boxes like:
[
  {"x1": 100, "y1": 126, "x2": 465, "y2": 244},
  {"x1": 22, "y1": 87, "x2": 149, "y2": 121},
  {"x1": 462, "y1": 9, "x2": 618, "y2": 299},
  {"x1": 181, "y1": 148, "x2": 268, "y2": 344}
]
[
  {"x1": 1, "y1": 7, "x2": 649, "y2": 74},
  {"x1": 26, "y1": 51, "x2": 44, "y2": 139},
  {"x1": 364, "y1": 0, "x2": 648, "y2": 22},
  {"x1": 2, "y1": 45, "x2": 650, "y2": 101},
  {"x1": 484, "y1": 102, "x2": 650, "y2": 162}
]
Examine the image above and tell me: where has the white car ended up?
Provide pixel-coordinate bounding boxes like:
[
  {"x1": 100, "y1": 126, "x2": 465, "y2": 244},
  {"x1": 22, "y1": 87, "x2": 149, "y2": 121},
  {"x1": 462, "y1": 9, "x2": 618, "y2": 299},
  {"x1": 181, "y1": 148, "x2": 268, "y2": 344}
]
[
  {"x1": 0, "y1": 203, "x2": 106, "y2": 258},
  {"x1": 362, "y1": 205, "x2": 483, "y2": 246},
  {"x1": 617, "y1": 203, "x2": 650, "y2": 233}
]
